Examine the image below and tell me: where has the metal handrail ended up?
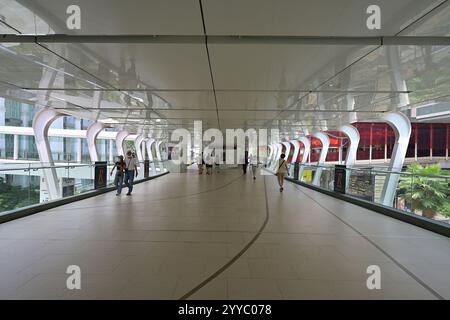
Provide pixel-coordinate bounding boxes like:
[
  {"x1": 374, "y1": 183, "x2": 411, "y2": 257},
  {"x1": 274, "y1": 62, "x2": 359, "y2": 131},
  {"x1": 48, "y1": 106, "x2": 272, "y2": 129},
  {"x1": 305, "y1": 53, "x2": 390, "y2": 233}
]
[
  {"x1": 297, "y1": 163, "x2": 450, "y2": 179},
  {"x1": 0, "y1": 160, "x2": 168, "y2": 173}
]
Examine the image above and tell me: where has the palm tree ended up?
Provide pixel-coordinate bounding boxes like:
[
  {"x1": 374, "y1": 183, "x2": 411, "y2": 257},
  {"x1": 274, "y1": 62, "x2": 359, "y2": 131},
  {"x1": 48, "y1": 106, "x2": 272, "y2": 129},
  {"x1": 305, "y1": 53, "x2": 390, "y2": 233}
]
[{"x1": 398, "y1": 163, "x2": 449, "y2": 219}]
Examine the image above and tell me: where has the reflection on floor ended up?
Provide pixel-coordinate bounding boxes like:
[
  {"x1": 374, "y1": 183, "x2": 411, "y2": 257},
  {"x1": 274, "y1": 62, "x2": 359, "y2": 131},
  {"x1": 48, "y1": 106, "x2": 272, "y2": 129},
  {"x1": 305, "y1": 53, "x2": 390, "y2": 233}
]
[{"x1": 0, "y1": 168, "x2": 449, "y2": 300}]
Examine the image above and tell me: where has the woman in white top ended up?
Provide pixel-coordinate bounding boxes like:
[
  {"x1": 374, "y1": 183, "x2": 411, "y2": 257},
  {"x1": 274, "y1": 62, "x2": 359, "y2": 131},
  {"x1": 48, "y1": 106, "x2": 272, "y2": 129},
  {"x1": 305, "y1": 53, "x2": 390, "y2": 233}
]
[{"x1": 276, "y1": 153, "x2": 289, "y2": 192}]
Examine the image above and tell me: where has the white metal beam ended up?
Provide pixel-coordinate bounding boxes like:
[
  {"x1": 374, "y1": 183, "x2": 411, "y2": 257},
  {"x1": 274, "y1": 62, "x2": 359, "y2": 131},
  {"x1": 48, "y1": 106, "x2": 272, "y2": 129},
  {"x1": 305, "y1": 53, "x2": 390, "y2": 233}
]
[
  {"x1": 379, "y1": 112, "x2": 411, "y2": 206},
  {"x1": 32, "y1": 108, "x2": 63, "y2": 200},
  {"x1": 115, "y1": 130, "x2": 129, "y2": 157},
  {"x1": 86, "y1": 122, "x2": 106, "y2": 162},
  {"x1": 339, "y1": 124, "x2": 360, "y2": 191},
  {"x1": 298, "y1": 136, "x2": 311, "y2": 181},
  {"x1": 311, "y1": 131, "x2": 330, "y2": 186}
]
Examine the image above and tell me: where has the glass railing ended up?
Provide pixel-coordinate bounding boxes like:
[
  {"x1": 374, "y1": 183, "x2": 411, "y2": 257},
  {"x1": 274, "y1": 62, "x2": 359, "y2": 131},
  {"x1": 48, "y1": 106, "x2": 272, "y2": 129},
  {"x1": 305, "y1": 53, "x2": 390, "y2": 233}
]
[
  {"x1": 287, "y1": 163, "x2": 450, "y2": 225},
  {"x1": 0, "y1": 160, "x2": 168, "y2": 216}
]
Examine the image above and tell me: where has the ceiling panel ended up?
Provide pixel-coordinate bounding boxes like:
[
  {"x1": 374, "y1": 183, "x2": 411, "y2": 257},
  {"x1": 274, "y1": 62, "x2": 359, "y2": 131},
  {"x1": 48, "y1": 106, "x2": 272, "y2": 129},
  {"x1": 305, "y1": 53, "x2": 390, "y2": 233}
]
[
  {"x1": 202, "y1": 0, "x2": 441, "y2": 36},
  {"x1": 209, "y1": 44, "x2": 376, "y2": 91},
  {"x1": 0, "y1": 43, "x2": 111, "y2": 90},
  {"x1": 2, "y1": 0, "x2": 203, "y2": 35},
  {"x1": 39, "y1": 43, "x2": 212, "y2": 90}
]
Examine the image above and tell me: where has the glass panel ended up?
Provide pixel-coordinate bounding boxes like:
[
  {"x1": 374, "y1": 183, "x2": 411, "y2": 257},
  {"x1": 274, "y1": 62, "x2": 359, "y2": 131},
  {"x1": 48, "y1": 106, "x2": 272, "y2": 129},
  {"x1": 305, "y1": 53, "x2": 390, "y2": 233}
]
[
  {"x1": 432, "y1": 123, "x2": 446, "y2": 157},
  {"x1": 417, "y1": 123, "x2": 431, "y2": 157}
]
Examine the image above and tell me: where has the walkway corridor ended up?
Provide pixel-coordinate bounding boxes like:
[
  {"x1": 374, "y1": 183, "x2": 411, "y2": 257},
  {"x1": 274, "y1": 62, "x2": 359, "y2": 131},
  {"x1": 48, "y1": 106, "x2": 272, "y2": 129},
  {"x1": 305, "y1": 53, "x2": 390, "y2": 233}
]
[{"x1": 0, "y1": 169, "x2": 449, "y2": 299}]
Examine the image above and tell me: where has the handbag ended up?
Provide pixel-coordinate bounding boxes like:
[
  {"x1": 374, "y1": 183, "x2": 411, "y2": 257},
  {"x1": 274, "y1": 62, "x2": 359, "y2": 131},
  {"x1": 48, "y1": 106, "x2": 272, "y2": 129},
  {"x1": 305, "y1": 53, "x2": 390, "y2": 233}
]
[{"x1": 277, "y1": 160, "x2": 285, "y2": 173}]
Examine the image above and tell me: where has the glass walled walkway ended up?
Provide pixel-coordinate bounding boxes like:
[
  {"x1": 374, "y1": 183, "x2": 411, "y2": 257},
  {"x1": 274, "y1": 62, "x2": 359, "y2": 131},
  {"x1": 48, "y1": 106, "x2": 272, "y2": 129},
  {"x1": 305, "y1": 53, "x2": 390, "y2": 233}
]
[{"x1": 0, "y1": 169, "x2": 449, "y2": 299}]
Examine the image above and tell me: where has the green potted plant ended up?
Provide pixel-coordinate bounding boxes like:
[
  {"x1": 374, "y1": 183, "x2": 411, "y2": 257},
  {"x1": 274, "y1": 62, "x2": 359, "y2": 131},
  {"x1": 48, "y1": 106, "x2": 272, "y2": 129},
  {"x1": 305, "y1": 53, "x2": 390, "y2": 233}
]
[{"x1": 398, "y1": 163, "x2": 449, "y2": 219}]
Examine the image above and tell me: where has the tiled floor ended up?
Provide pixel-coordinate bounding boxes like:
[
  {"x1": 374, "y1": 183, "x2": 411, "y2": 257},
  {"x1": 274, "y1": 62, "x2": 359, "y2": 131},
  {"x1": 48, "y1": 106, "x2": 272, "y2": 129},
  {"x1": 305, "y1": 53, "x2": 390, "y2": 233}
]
[{"x1": 0, "y1": 168, "x2": 449, "y2": 300}]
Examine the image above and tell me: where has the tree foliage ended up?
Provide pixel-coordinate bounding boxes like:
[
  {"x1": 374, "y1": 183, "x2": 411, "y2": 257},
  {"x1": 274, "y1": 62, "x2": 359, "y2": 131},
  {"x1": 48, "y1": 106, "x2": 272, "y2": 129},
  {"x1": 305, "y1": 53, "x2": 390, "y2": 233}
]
[{"x1": 398, "y1": 163, "x2": 449, "y2": 218}]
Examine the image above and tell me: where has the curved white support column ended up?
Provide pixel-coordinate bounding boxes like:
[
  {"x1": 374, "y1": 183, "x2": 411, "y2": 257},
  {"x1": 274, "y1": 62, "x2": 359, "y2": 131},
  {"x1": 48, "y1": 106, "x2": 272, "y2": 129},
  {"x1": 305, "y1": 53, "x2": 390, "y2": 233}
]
[
  {"x1": 269, "y1": 144, "x2": 277, "y2": 167},
  {"x1": 271, "y1": 143, "x2": 283, "y2": 171},
  {"x1": 339, "y1": 125, "x2": 360, "y2": 167},
  {"x1": 156, "y1": 140, "x2": 163, "y2": 161},
  {"x1": 86, "y1": 122, "x2": 105, "y2": 162},
  {"x1": 339, "y1": 124, "x2": 360, "y2": 190},
  {"x1": 32, "y1": 108, "x2": 63, "y2": 200},
  {"x1": 379, "y1": 112, "x2": 411, "y2": 206},
  {"x1": 146, "y1": 138, "x2": 156, "y2": 174},
  {"x1": 146, "y1": 138, "x2": 155, "y2": 161},
  {"x1": 156, "y1": 140, "x2": 164, "y2": 171},
  {"x1": 312, "y1": 131, "x2": 330, "y2": 186},
  {"x1": 288, "y1": 140, "x2": 300, "y2": 176},
  {"x1": 267, "y1": 145, "x2": 274, "y2": 166},
  {"x1": 115, "y1": 130, "x2": 129, "y2": 157},
  {"x1": 281, "y1": 142, "x2": 291, "y2": 161},
  {"x1": 298, "y1": 136, "x2": 311, "y2": 181},
  {"x1": 289, "y1": 140, "x2": 301, "y2": 164},
  {"x1": 134, "y1": 134, "x2": 145, "y2": 171}
]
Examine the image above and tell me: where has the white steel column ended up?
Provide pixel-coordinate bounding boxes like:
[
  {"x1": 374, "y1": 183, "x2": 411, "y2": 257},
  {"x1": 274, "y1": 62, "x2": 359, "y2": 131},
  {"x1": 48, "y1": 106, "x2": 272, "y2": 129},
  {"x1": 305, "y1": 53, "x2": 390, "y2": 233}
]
[
  {"x1": 115, "y1": 130, "x2": 129, "y2": 157},
  {"x1": 289, "y1": 140, "x2": 301, "y2": 176},
  {"x1": 109, "y1": 139, "x2": 114, "y2": 162},
  {"x1": 86, "y1": 122, "x2": 105, "y2": 162},
  {"x1": 339, "y1": 124, "x2": 360, "y2": 190},
  {"x1": 76, "y1": 138, "x2": 82, "y2": 163},
  {"x1": 156, "y1": 140, "x2": 164, "y2": 171},
  {"x1": 13, "y1": 134, "x2": 19, "y2": 160},
  {"x1": 32, "y1": 108, "x2": 63, "y2": 200},
  {"x1": 269, "y1": 144, "x2": 277, "y2": 168},
  {"x1": 281, "y1": 141, "x2": 291, "y2": 175},
  {"x1": 134, "y1": 134, "x2": 145, "y2": 171},
  {"x1": 271, "y1": 143, "x2": 283, "y2": 171},
  {"x1": 267, "y1": 144, "x2": 274, "y2": 166},
  {"x1": 281, "y1": 142, "x2": 291, "y2": 160},
  {"x1": 146, "y1": 138, "x2": 156, "y2": 174},
  {"x1": 156, "y1": 140, "x2": 163, "y2": 161},
  {"x1": 312, "y1": 131, "x2": 330, "y2": 186},
  {"x1": 289, "y1": 140, "x2": 301, "y2": 163},
  {"x1": 298, "y1": 136, "x2": 311, "y2": 181},
  {"x1": 379, "y1": 112, "x2": 411, "y2": 206}
]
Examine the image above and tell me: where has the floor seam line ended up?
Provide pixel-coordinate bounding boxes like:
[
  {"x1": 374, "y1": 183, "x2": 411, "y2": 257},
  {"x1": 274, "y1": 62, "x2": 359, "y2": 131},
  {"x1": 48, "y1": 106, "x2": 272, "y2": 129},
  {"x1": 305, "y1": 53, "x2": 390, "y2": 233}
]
[
  {"x1": 290, "y1": 182, "x2": 445, "y2": 300},
  {"x1": 178, "y1": 175, "x2": 270, "y2": 300}
]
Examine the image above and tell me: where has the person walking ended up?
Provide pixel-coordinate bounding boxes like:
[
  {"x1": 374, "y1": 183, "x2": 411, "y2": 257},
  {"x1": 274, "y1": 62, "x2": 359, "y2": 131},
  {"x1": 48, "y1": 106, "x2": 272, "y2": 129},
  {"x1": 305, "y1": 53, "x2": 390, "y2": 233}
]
[
  {"x1": 249, "y1": 153, "x2": 257, "y2": 180},
  {"x1": 110, "y1": 155, "x2": 125, "y2": 196},
  {"x1": 215, "y1": 152, "x2": 221, "y2": 174},
  {"x1": 205, "y1": 153, "x2": 213, "y2": 175},
  {"x1": 276, "y1": 153, "x2": 289, "y2": 192},
  {"x1": 124, "y1": 150, "x2": 138, "y2": 196},
  {"x1": 242, "y1": 151, "x2": 249, "y2": 175},
  {"x1": 198, "y1": 153, "x2": 204, "y2": 174}
]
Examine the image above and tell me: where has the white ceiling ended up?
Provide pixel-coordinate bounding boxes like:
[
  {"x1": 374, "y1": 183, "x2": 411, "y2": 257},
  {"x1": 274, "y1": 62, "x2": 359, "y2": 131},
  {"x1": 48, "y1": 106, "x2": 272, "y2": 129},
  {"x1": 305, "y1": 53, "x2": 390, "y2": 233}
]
[{"x1": 0, "y1": 0, "x2": 449, "y2": 139}]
